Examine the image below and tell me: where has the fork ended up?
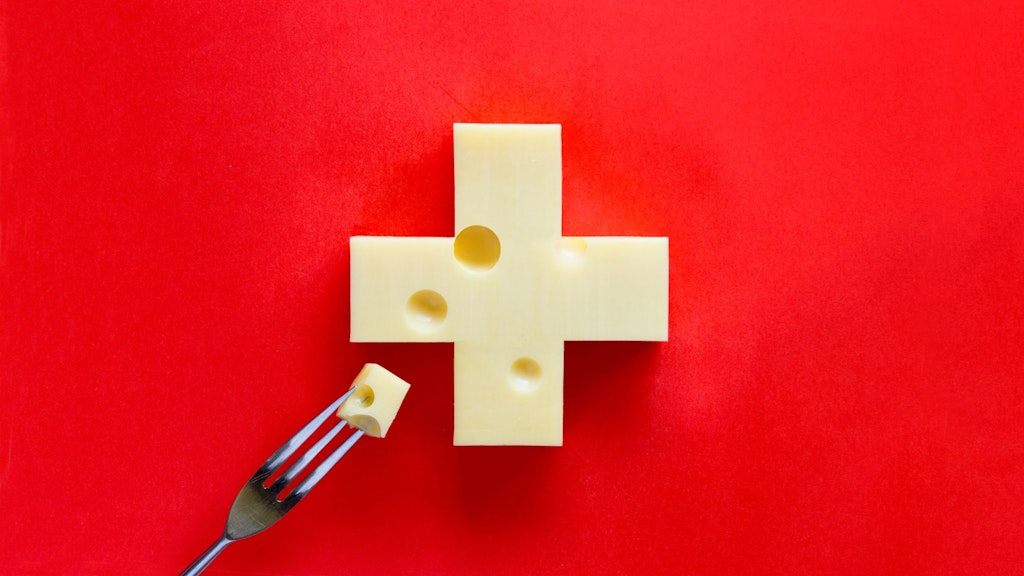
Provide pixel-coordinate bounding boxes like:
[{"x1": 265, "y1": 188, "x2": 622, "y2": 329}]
[{"x1": 181, "y1": 388, "x2": 365, "y2": 575}]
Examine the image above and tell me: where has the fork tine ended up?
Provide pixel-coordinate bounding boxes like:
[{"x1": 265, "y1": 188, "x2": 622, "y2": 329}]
[
  {"x1": 261, "y1": 388, "x2": 356, "y2": 473},
  {"x1": 267, "y1": 419, "x2": 348, "y2": 497},
  {"x1": 183, "y1": 365, "x2": 412, "y2": 575},
  {"x1": 284, "y1": 428, "x2": 366, "y2": 506}
]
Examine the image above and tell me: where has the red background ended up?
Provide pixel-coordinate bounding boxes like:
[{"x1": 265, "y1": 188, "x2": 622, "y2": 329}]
[{"x1": 3, "y1": 1, "x2": 1023, "y2": 574}]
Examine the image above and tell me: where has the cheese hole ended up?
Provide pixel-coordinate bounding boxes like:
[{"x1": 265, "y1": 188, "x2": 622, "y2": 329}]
[
  {"x1": 345, "y1": 415, "x2": 382, "y2": 437},
  {"x1": 556, "y1": 237, "x2": 588, "y2": 261},
  {"x1": 406, "y1": 290, "x2": 447, "y2": 332},
  {"x1": 350, "y1": 383, "x2": 375, "y2": 408},
  {"x1": 454, "y1": 225, "x2": 500, "y2": 271},
  {"x1": 508, "y1": 357, "x2": 542, "y2": 393}
]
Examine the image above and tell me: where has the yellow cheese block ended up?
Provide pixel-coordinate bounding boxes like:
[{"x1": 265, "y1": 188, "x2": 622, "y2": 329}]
[
  {"x1": 351, "y1": 124, "x2": 668, "y2": 445},
  {"x1": 336, "y1": 363, "x2": 411, "y2": 438}
]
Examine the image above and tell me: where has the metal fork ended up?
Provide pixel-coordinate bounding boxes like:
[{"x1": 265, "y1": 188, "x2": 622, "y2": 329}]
[{"x1": 181, "y1": 389, "x2": 365, "y2": 575}]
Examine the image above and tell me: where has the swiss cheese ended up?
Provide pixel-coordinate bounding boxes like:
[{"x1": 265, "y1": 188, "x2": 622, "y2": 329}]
[
  {"x1": 336, "y1": 363, "x2": 411, "y2": 438},
  {"x1": 351, "y1": 124, "x2": 668, "y2": 445}
]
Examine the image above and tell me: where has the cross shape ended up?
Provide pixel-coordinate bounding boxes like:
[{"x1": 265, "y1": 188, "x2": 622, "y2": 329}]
[{"x1": 350, "y1": 124, "x2": 668, "y2": 445}]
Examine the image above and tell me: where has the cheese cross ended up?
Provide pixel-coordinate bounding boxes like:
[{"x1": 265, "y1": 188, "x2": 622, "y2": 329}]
[{"x1": 351, "y1": 124, "x2": 668, "y2": 445}]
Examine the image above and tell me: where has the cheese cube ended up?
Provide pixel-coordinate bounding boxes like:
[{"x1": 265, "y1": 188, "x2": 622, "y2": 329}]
[{"x1": 336, "y1": 363, "x2": 411, "y2": 438}]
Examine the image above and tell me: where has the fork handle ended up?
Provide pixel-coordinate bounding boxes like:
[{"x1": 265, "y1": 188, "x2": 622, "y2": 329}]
[{"x1": 181, "y1": 535, "x2": 232, "y2": 576}]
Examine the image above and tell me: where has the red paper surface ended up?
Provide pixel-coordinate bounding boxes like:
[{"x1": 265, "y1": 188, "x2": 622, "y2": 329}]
[{"x1": 3, "y1": 1, "x2": 1023, "y2": 574}]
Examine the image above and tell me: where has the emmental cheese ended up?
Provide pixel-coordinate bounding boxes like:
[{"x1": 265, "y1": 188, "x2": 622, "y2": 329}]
[
  {"x1": 351, "y1": 124, "x2": 668, "y2": 446},
  {"x1": 336, "y1": 363, "x2": 411, "y2": 438}
]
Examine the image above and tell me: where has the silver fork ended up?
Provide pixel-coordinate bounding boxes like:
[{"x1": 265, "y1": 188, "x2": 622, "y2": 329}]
[{"x1": 181, "y1": 389, "x2": 365, "y2": 575}]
